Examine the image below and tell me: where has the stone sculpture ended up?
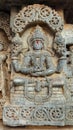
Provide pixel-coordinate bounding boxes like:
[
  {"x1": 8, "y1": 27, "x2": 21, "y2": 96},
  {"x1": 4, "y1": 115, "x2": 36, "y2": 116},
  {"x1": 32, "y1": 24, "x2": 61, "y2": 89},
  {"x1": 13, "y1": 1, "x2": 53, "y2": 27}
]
[
  {"x1": 0, "y1": 4, "x2": 72, "y2": 127},
  {"x1": 0, "y1": 12, "x2": 10, "y2": 118}
]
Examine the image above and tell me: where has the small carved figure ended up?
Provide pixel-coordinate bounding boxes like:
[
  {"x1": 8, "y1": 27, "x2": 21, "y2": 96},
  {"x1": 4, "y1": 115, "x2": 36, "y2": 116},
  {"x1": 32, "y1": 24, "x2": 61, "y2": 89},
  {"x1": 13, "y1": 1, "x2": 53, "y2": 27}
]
[
  {"x1": 54, "y1": 32, "x2": 66, "y2": 57},
  {"x1": 11, "y1": 33, "x2": 23, "y2": 57},
  {"x1": 54, "y1": 32, "x2": 68, "y2": 74}
]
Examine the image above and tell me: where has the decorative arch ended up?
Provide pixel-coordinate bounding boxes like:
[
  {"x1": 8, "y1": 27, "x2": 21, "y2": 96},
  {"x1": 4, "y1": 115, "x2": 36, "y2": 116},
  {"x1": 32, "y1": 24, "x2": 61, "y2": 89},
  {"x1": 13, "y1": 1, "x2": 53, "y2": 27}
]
[
  {"x1": 12, "y1": 4, "x2": 64, "y2": 33},
  {"x1": 0, "y1": 12, "x2": 11, "y2": 40}
]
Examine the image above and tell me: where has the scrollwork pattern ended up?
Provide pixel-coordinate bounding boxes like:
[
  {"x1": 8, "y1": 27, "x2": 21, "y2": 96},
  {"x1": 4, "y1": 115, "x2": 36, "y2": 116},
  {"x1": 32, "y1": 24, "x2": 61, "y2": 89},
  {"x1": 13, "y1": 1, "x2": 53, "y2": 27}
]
[
  {"x1": 4, "y1": 106, "x2": 64, "y2": 123},
  {"x1": 12, "y1": 4, "x2": 64, "y2": 33},
  {"x1": 4, "y1": 107, "x2": 19, "y2": 120}
]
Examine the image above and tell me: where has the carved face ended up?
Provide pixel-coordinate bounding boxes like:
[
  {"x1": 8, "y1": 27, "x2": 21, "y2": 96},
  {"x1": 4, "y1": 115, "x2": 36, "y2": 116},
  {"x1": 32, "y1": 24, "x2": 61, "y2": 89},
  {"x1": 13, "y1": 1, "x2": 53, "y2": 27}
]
[
  {"x1": 0, "y1": 43, "x2": 4, "y2": 51},
  {"x1": 32, "y1": 40, "x2": 43, "y2": 50}
]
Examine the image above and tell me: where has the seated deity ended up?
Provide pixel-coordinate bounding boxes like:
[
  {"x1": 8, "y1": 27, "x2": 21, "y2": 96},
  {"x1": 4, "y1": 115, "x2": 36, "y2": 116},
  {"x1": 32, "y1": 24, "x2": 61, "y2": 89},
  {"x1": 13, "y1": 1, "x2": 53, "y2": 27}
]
[{"x1": 12, "y1": 26, "x2": 56, "y2": 77}]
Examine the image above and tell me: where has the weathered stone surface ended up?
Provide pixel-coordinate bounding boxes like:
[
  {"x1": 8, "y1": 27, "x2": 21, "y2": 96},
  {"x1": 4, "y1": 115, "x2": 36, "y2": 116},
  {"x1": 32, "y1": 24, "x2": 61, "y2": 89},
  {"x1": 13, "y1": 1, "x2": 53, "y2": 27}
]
[{"x1": 0, "y1": 2, "x2": 72, "y2": 127}]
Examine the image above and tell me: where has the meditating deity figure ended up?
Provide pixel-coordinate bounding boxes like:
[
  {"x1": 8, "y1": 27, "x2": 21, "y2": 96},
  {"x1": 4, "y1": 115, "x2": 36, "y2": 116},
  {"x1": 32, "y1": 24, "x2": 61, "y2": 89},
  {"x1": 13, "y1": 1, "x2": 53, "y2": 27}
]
[
  {"x1": 12, "y1": 25, "x2": 56, "y2": 77},
  {"x1": 11, "y1": 26, "x2": 65, "y2": 102}
]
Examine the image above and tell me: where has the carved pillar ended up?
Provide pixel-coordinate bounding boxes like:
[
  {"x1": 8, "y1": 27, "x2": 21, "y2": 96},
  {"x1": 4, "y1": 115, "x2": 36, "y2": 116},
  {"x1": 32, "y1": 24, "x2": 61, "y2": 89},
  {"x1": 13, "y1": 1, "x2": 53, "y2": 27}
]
[{"x1": 0, "y1": 12, "x2": 10, "y2": 119}]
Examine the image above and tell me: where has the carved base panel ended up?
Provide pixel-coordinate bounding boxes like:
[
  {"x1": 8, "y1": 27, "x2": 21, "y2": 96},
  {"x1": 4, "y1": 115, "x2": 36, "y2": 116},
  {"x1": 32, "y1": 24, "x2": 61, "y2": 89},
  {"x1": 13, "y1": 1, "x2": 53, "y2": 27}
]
[
  {"x1": 3, "y1": 104, "x2": 66, "y2": 126},
  {"x1": 65, "y1": 103, "x2": 73, "y2": 125}
]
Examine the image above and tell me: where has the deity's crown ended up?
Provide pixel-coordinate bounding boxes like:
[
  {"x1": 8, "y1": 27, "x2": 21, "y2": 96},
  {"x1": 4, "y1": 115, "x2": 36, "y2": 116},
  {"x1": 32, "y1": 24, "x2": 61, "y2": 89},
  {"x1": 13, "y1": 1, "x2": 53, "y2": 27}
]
[{"x1": 29, "y1": 25, "x2": 45, "y2": 43}]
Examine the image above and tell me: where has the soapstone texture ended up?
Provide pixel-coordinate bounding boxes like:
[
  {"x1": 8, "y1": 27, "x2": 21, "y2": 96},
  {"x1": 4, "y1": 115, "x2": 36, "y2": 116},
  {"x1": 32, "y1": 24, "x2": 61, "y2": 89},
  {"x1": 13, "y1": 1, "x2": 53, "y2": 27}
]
[{"x1": 0, "y1": 3, "x2": 72, "y2": 127}]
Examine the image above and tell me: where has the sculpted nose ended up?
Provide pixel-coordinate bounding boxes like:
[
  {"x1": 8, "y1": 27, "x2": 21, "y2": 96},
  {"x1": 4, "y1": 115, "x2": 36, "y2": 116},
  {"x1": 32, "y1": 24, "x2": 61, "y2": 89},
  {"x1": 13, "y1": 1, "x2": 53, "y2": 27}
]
[{"x1": 36, "y1": 40, "x2": 39, "y2": 44}]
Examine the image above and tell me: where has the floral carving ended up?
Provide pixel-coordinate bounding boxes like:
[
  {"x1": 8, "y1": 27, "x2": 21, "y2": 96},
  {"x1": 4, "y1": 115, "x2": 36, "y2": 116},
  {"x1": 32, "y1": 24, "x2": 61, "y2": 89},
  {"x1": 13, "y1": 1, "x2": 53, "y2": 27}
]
[{"x1": 12, "y1": 4, "x2": 64, "y2": 33}]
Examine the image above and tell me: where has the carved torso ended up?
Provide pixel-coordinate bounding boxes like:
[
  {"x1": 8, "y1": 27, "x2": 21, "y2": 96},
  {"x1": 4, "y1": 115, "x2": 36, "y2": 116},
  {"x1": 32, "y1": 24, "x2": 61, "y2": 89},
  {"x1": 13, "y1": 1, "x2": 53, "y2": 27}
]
[{"x1": 12, "y1": 50, "x2": 55, "y2": 77}]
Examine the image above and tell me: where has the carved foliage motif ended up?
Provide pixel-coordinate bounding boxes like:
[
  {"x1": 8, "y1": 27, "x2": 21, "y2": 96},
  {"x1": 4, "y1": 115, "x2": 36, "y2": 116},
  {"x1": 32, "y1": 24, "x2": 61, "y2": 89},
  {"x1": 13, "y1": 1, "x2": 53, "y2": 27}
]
[
  {"x1": 3, "y1": 105, "x2": 64, "y2": 126},
  {"x1": 12, "y1": 4, "x2": 63, "y2": 33}
]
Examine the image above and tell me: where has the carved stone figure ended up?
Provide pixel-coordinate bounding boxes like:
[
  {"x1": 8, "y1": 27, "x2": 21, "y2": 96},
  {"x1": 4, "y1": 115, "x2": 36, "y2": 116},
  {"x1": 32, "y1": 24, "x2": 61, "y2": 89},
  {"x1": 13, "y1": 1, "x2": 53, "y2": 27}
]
[
  {"x1": 53, "y1": 32, "x2": 69, "y2": 75},
  {"x1": 9, "y1": 25, "x2": 65, "y2": 107},
  {"x1": 2, "y1": 4, "x2": 73, "y2": 127},
  {"x1": 12, "y1": 26, "x2": 56, "y2": 77}
]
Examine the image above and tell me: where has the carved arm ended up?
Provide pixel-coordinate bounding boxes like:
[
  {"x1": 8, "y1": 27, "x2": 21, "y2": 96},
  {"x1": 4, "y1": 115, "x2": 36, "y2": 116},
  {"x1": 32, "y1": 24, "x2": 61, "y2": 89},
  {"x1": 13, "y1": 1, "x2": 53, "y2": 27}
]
[
  {"x1": 12, "y1": 55, "x2": 34, "y2": 74},
  {"x1": 12, "y1": 59, "x2": 21, "y2": 72}
]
